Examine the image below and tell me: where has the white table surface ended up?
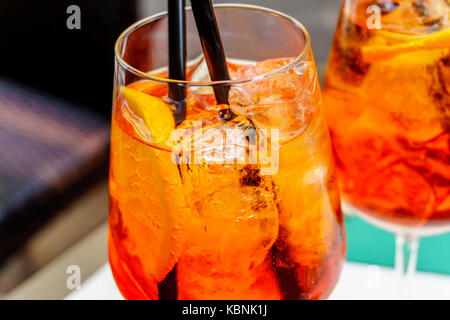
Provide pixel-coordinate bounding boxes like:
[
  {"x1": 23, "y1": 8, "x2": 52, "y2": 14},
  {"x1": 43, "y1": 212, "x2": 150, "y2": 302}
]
[{"x1": 66, "y1": 262, "x2": 450, "y2": 300}]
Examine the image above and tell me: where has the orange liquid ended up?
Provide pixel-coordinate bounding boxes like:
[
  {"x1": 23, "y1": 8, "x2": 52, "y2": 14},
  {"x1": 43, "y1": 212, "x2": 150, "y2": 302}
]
[
  {"x1": 109, "y1": 59, "x2": 345, "y2": 299},
  {"x1": 323, "y1": 1, "x2": 450, "y2": 230}
]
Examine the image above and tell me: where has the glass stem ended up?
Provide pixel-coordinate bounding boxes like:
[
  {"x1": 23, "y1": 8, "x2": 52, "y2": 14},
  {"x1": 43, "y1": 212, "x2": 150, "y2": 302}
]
[
  {"x1": 394, "y1": 234, "x2": 419, "y2": 299},
  {"x1": 395, "y1": 234, "x2": 419, "y2": 277}
]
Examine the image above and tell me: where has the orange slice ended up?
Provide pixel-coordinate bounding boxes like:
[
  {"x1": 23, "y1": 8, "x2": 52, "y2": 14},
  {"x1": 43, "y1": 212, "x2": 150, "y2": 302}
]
[
  {"x1": 110, "y1": 115, "x2": 188, "y2": 285},
  {"x1": 121, "y1": 86, "x2": 175, "y2": 148},
  {"x1": 362, "y1": 29, "x2": 450, "y2": 62}
]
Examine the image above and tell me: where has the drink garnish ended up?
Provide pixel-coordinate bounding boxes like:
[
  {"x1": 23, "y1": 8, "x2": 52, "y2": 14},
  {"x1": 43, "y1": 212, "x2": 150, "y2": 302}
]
[
  {"x1": 362, "y1": 29, "x2": 450, "y2": 62},
  {"x1": 121, "y1": 86, "x2": 175, "y2": 148}
]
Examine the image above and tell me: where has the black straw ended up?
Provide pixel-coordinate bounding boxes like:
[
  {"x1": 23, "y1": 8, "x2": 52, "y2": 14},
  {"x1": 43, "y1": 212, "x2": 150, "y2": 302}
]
[
  {"x1": 168, "y1": 0, "x2": 187, "y2": 125},
  {"x1": 158, "y1": 265, "x2": 178, "y2": 300},
  {"x1": 190, "y1": 0, "x2": 231, "y2": 105}
]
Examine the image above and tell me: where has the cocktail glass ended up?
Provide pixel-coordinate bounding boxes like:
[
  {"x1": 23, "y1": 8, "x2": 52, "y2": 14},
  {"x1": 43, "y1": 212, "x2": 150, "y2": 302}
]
[
  {"x1": 110, "y1": 4, "x2": 346, "y2": 300},
  {"x1": 323, "y1": 0, "x2": 449, "y2": 282}
]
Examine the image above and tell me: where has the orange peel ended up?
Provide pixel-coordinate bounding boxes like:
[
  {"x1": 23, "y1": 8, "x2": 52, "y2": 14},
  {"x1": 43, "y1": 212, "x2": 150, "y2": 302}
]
[
  {"x1": 362, "y1": 29, "x2": 450, "y2": 62},
  {"x1": 121, "y1": 86, "x2": 175, "y2": 148}
]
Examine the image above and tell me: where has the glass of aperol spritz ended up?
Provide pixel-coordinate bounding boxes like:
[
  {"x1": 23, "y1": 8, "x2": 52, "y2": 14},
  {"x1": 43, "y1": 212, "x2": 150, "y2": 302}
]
[
  {"x1": 323, "y1": 0, "x2": 450, "y2": 279},
  {"x1": 109, "y1": 4, "x2": 346, "y2": 300}
]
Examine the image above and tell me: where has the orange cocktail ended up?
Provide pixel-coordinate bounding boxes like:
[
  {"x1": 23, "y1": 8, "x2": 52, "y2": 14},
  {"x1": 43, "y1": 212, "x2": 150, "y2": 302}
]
[
  {"x1": 324, "y1": 0, "x2": 450, "y2": 234},
  {"x1": 110, "y1": 5, "x2": 345, "y2": 300}
]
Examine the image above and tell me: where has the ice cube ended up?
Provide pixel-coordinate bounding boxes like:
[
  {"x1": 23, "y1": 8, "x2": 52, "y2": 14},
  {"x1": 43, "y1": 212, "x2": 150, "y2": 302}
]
[
  {"x1": 377, "y1": 0, "x2": 448, "y2": 33},
  {"x1": 176, "y1": 116, "x2": 257, "y2": 171},
  {"x1": 179, "y1": 162, "x2": 279, "y2": 262},
  {"x1": 176, "y1": 119, "x2": 280, "y2": 260},
  {"x1": 229, "y1": 58, "x2": 317, "y2": 138}
]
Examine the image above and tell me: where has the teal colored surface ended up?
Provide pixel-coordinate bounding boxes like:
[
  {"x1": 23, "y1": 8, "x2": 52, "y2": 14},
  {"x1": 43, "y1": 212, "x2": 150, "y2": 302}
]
[{"x1": 345, "y1": 215, "x2": 450, "y2": 275}]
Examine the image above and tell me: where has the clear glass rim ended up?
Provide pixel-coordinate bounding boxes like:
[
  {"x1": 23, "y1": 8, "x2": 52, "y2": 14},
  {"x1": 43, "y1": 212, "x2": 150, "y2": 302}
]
[{"x1": 114, "y1": 3, "x2": 311, "y2": 87}]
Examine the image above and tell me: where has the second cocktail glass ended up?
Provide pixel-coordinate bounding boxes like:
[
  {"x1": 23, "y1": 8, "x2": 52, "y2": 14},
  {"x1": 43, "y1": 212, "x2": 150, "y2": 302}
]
[{"x1": 324, "y1": 0, "x2": 450, "y2": 277}]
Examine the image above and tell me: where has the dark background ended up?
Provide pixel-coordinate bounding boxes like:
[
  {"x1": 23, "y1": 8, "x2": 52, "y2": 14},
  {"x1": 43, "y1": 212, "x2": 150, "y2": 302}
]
[{"x1": 0, "y1": 0, "x2": 137, "y2": 115}]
